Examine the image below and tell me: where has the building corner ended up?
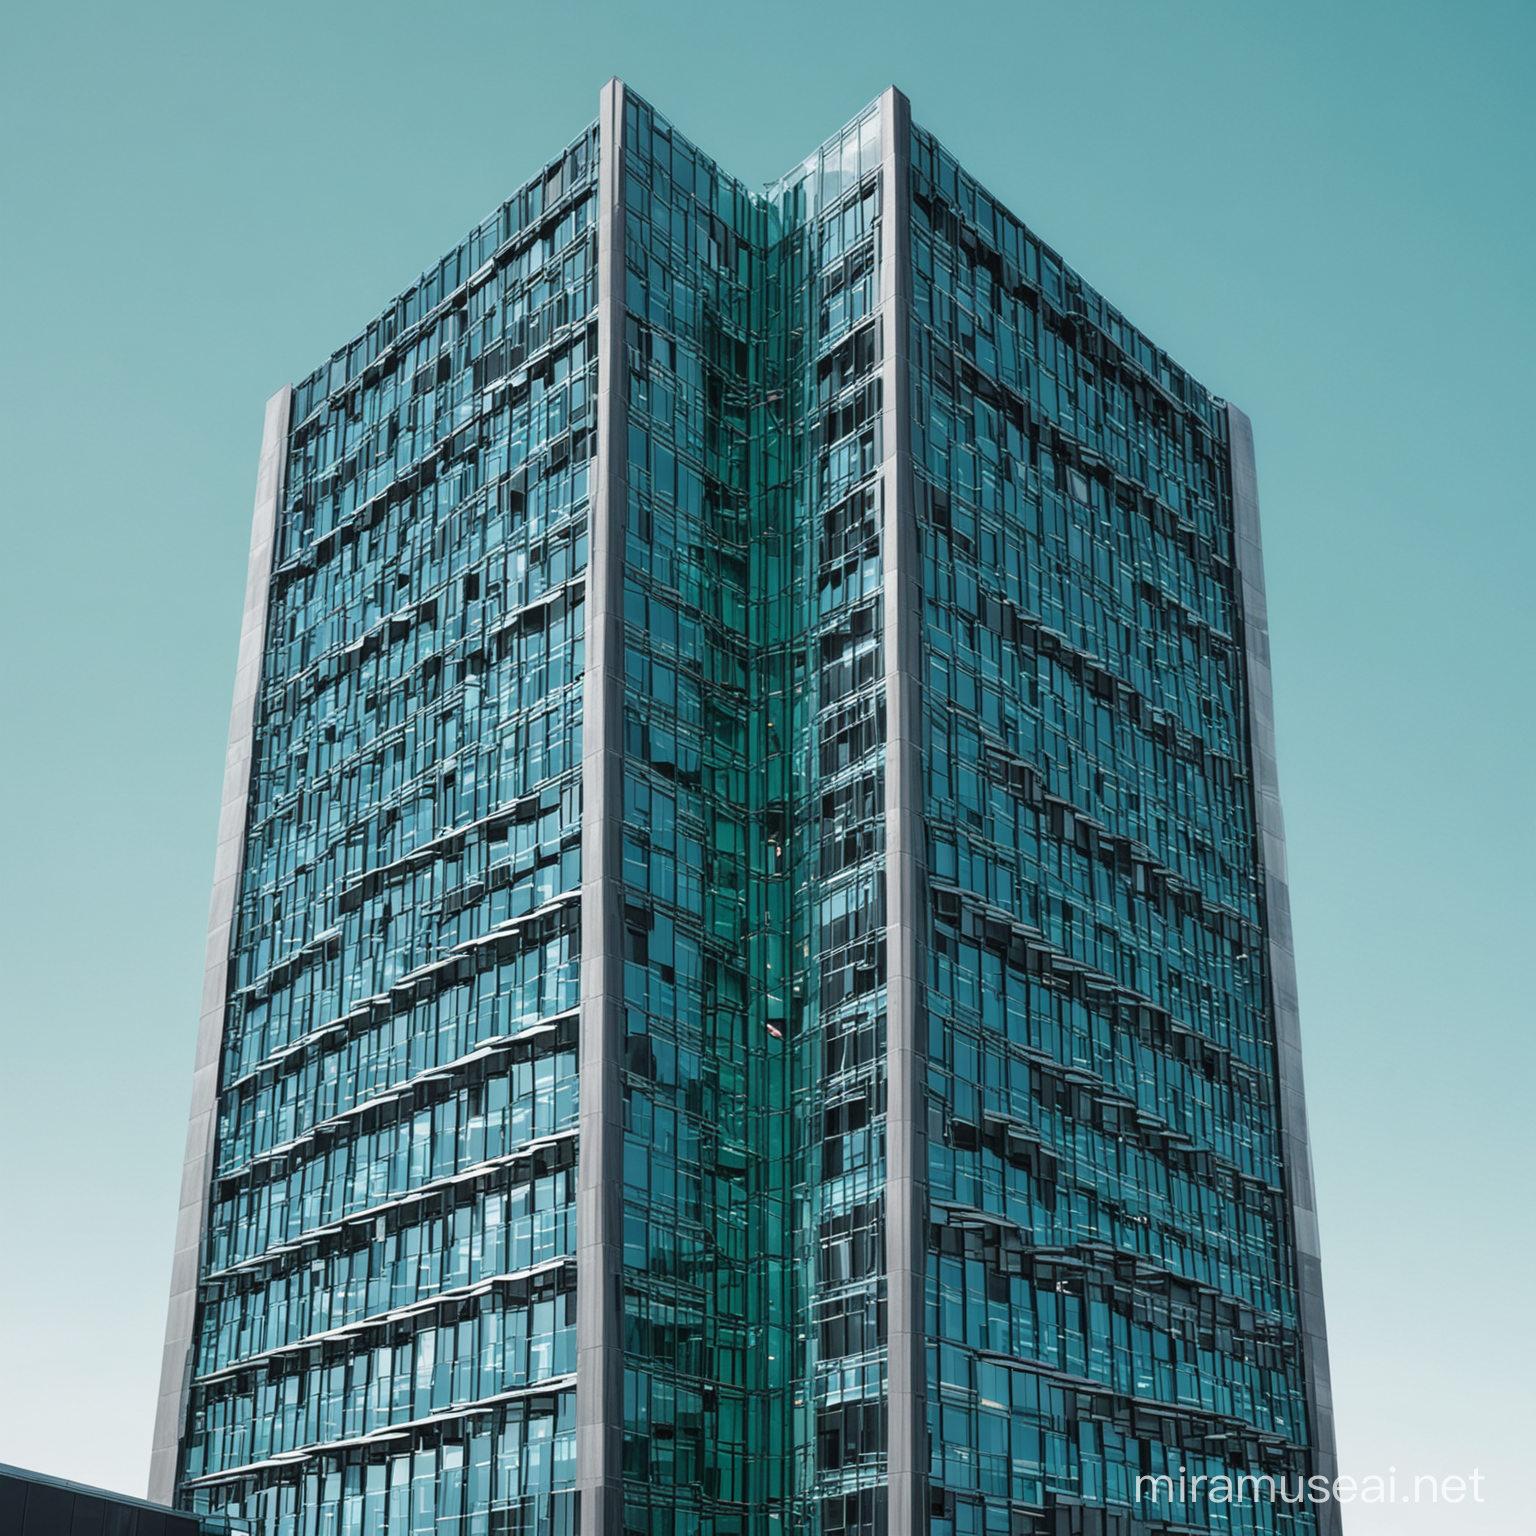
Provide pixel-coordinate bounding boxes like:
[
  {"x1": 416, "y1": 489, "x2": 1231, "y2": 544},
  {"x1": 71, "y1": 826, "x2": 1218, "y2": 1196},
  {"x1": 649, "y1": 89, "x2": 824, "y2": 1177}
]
[
  {"x1": 149, "y1": 383, "x2": 293, "y2": 1504},
  {"x1": 879, "y1": 83, "x2": 929, "y2": 1536},
  {"x1": 576, "y1": 73, "x2": 628, "y2": 1536},
  {"x1": 1225, "y1": 403, "x2": 1340, "y2": 1534}
]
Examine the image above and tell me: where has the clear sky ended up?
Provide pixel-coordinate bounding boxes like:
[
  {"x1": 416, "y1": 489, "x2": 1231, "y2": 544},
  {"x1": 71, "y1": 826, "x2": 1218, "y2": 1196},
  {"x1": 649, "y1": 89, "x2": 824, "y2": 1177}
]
[{"x1": 1, "y1": 2, "x2": 1530, "y2": 1530}]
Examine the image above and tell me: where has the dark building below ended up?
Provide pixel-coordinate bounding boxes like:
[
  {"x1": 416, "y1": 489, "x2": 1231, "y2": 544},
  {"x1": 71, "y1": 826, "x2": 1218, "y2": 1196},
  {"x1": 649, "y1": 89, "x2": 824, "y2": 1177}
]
[{"x1": 0, "y1": 1465, "x2": 246, "y2": 1536}]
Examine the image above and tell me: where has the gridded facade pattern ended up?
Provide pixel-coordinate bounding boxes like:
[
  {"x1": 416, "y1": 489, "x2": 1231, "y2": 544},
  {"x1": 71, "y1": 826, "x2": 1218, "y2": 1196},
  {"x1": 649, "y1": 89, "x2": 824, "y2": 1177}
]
[
  {"x1": 772, "y1": 106, "x2": 900, "y2": 1536},
  {"x1": 612, "y1": 95, "x2": 793, "y2": 1531},
  {"x1": 158, "y1": 80, "x2": 1335, "y2": 1536},
  {"x1": 160, "y1": 126, "x2": 600, "y2": 1535},
  {"x1": 905, "y1": 126, "x2": 1330, "y2": 1536}
]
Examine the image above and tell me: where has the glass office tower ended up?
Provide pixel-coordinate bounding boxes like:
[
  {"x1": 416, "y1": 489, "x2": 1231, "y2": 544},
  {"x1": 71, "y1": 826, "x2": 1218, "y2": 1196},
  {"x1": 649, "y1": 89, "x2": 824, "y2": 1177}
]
[{"x1": 155, "y1": 81, "x2": 1338, "y2": 1536}]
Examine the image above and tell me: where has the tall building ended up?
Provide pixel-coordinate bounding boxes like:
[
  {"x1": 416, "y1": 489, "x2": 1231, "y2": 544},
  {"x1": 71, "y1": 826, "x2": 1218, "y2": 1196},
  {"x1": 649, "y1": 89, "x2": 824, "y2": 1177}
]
[{"x1": 154, "y1": 81, "x2": 1338, "y2": 1536}]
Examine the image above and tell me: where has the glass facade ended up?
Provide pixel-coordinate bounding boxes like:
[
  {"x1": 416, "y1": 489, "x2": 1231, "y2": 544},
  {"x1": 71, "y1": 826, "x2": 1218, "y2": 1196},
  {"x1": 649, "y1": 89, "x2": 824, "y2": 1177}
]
[
  {"x1": 904, "y1": 126, "x2": 1332, "y2": 1536},
  {"x1": 159, "y1": 80, "x2": 1335, "y2": 1536},
  {"x1": 614, "y1": 94, "x2": 793, "y2": 1533},
  {"x1": 161, "y1": 124, "x2": 599, "y2": 1535}
]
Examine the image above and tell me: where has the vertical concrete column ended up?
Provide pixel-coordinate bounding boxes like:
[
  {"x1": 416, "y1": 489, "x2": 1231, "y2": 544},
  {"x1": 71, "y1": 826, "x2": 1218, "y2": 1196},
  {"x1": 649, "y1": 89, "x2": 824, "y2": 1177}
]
[
  {"x1": 149, "y1": 384, "x2": 293, "y2": 1503},
  {"x1": 1226, "y1": 405, "x2": 1341, "y2": 1535},
  {"x1": 576, "y1": 75, "x2": 628, "y2": 1536},
  {"x1": 879, "y1": 85, "x2": 928, "y2": 1536}
]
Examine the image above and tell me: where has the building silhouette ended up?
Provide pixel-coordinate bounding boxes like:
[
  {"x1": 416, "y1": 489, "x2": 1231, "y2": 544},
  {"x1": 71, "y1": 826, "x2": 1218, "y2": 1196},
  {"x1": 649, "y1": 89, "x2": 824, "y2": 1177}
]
[{"x1": 154, "y1": 80, "x2": 1338, "y2": 1536}]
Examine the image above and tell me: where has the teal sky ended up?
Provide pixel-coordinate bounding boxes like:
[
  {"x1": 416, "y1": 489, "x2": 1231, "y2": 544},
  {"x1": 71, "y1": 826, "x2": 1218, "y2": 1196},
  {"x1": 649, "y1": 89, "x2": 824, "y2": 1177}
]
[{"x1": 1, "y1": 3, "x2": 1529, "y2": 1529}]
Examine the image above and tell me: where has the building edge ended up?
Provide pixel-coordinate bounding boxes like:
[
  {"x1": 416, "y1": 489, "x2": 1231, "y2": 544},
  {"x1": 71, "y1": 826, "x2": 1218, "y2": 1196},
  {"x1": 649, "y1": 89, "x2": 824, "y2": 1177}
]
[
  {"x1": 879, "y1": 85, "x2": 929, "y2": 1536},
  {"x1": 1226, "y1": 404, "x2": 1341, "y2": 1534},
  {"x1": 150, "y1": 384, "x2": 294, "y2": 1504},
  {"x1": 575, "y1": 75, "x2": 628, "y2": 1536}
]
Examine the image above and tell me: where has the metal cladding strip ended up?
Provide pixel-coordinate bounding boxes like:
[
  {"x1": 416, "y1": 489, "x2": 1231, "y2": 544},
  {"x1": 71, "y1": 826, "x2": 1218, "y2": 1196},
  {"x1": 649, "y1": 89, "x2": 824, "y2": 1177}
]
[
  {"x1": 576, "y1": 75, "x2": 627, "y2": 1536},
  {"x1": 879, "y1": 85, "x2": 928, "y2": 1535},
  {"x1": 1226, "y1": 404, "x2": 1341, "y2": 1532},
  {"x1": 149, "y1": 384, "x2": 293, "y2": 1504}
]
